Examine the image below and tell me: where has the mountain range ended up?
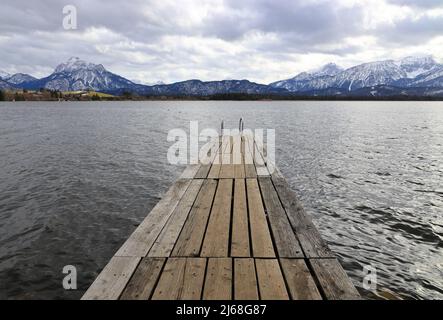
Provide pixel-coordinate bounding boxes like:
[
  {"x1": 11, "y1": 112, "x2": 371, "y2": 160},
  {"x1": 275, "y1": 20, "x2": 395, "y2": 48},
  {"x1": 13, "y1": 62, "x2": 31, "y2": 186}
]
[{"x1": 1, "y1": 56, "x2": 443, "y2": 98}]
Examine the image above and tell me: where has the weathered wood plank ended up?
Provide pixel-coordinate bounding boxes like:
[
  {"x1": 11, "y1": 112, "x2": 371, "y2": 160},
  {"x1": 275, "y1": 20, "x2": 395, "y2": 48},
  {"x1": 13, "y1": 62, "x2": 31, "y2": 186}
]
[
  {"x1": 151, "y1": 258, "x2": 207, "y2": 300},
  {"x1": 180, "y1": 258, "x2": 207, "y2": 300},
  {"x1": 195, "y1": 165, "x2": 211, "y2": 179},
  {"x1": 148, "y1": 179, "x2": 204, "y2": 257},
  {"x1": 256, "y1": 166, "x2": 270, "y2": 177},
  {"x1": 244, "y1": 148, "x2": 254, "y2": 169},
  {"x1": 197, "y1": 141, "x2": 221, "y2": 178},
  {"x1": 244, "y1": 136, "x2": 257, "y2": 178},
  {"x1": 310, "y1": 258, "x2": 361, "y2": 300},
  {"x1": 234, "y1": 258, "x2": 258, "y2": 300},
  {"x1": 207, "y1": 163, "x2": 221, "y2": 178},
  {"x1": 231, "y1": 179, "x2": 250, "y2": 257},
  {"x1": 115, "y1": 179, "x2": 192, "y2": 257},
  {"x1": 232, "y1": 134, "x2": 242, "y2": 165},
  {"x1": 120, "y1": 257, "x2": 166, "y2": 300},
  {"x1": 258, "y1": 178, "x2": 304, "y2": 258},
  {"x1": 233, "y1": 164, "x2": 245, "y2": 178},
  {"x1": 82, "y1": 256, "x2": 141, "y2": 300},
  {"x1": 180, "y1": 165, "x2": 201, "y2": 179},
  {"x1": 151, "y1": 258, "x2": 185, "y2": 300},
  {"x1": 255, "y1": 259, "x2": 289, "y2": 300},
  {"x1": 245, "y1": 164, "x2": 257, "y2": 178},
  {"x1": 279, "y1": 259, "x2": 322, "y2": 300},
  {"x1": 253, "y1": 142, "x2": 266, "y2": 167},
  {"x1": 272, "y1": 177, "x2": 334, "y2": 258},
  {"x1": 172, "y1": 179, "x2": 218, "y2": 257},
  {"x1": 246, "y1": 179, "x2": 275, "y2": 258},
  {"x1": 219, "y1": 164, "x2": 235, "y2": 179},
  {"x1": 203, "y1": 258, "x2": 232, "y2": 300},
  {"x1": 271, "y1": 166, "x2": 285, "y2": 179},
  {"x1": 222, "y1": 135, "x2": 231, "y2": 154},
  {"x1": 201, "y1": 179, "x2": 233, "y2": 257}
]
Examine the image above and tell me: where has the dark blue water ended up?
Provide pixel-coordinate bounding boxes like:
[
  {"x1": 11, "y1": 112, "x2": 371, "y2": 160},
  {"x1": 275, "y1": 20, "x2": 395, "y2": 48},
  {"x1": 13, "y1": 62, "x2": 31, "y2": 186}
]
[{"x1": 0, "y1": 101, "x2": 442, "y2": 299}]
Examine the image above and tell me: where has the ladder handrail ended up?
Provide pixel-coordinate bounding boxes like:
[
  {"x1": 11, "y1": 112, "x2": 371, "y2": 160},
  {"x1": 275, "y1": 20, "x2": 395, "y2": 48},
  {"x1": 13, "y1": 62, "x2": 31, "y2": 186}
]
[{"x1": 239, "y1": 118, "x2": 244, "y2": 133}]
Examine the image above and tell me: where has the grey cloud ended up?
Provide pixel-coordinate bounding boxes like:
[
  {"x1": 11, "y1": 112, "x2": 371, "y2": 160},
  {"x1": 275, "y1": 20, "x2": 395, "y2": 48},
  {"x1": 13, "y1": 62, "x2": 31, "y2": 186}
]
[
  {"x1": 202, "y1": 0, "x2": 366, "y2": 45},
  {"x1": 0, "y1": 0, "x2": 442, "y2": 83},
  {"x1": 377, "y1": 13, "x2": 443, "y2": 45},
  {"x1": 387, "y1": 0, "x2": 443, "y2": 8}
]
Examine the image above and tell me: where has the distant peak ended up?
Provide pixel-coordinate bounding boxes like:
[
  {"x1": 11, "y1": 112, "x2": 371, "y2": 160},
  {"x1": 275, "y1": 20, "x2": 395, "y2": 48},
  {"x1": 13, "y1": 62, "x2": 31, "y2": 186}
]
[
  {"x1": 398, "y1": 55, "x2": 436, "y2": 66},
  {"x1": 315, "y1": 62, "x2": 343, "y2": 74},
  {"x1": 54, "y1": 57, "x2": 104, "y2": 73},
  {"x1": 0, "y1": 70, "x2": 11, "y2": 79}
]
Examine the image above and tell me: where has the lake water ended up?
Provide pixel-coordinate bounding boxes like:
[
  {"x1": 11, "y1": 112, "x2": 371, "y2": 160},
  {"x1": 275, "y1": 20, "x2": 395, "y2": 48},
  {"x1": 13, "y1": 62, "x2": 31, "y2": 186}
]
[{"x1": 0, "y1": 101, "x2": 442, "y2": 300}]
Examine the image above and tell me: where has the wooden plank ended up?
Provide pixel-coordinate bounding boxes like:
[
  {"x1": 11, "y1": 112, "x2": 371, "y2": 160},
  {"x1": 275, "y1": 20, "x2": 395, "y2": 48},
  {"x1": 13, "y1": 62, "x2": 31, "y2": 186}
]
[
  {"x1": 246, "y1": 179, "x2": 275, "y2": 258},
  {"x1": 256, "y1": 166, "x2": 270, "y2": 177},
  {"x1": 180, "y1": 258, "x2": 207, "y2": 300},
  {"x1": 148, "y1": 179, "x2": 204, "y2": 257},
  {"x1": 255, "y1": 259, "x2": 289, "y2": 300},
  {"x1": 234, "y1": 258, "x2": 258, "y2": 300},
  {"x1": 116, "y1": 179, "x2": 192, "y2": 257},
  {"x1": 199, "y1": 138, "x2": 220, "y2": 163},
  {"x1": 180, "y1": 165, "x2": 200, "y2": 179},
  {"x1": 172, "y1": 179, "x2": 218, "y2": 257},
  {"x1": 151, "y1": 258, "x2": 206, "y2": 300},
  {"x1": 310, "y1": 258, "x2": 361, "y2": 300},
  {"x1": 231, "y1": 179, "x2": 250, "y2": 257},
  {"x1": 253, "y1": 142, "x2": 265, "y2": 166},
  {"x1": 195, "y1": 165, "x2": 211, "y2": 179},
  {"x1": 197, "y1": 140, "x2": 221, "y2": 178},
  {"x1": 120, "y1": 257, "x2": 166, "y2": 300},
  {"x1": 222, "y1": 135, "x2": 231, "y2": 154},
  {"x1": 203, "y1": 258, "x2": 232, "y2": 300},
  {"x1": 272, "y1": 177, "x2": 334, "y2": 258},
  {"x1": 258, "y1": 178, "x2": 304, "y2": 258},
  {"x1": 234, "y1": 161, "x2": 246, "y2": 178},
  {"x1": 271, "y1": 166, "x2": 285, "y2": 179},
  {"x1": 244, "y1": 139, "x2": 254, "y2": 165},
  {"x1": 232, "y1": 134, "x2": 242, "y2": 165},
  {"x1": 151, "y1": 258, "x2": 184, "y2": 300},
  {"x1": 244, "y1": 136, "x2": 256, "y2": 178},
  {"x1": 82, "y1": 256, "x2": 141, "y2": 300},
  {"x1": 245, "y1": 164, "x2": 257, "y2": 178},
  {"x1": 279, "y1": 259, "x2": 322, "y2": 300},
  {"x1": 208, "y1": 164, "x2": 221, "y2": 178},
  {"x1": 219, "y1": 164, "x2": 235, "y2": 179},
  {"x1": 201, "y1": 179, "x2": 233, "y2": 257}
]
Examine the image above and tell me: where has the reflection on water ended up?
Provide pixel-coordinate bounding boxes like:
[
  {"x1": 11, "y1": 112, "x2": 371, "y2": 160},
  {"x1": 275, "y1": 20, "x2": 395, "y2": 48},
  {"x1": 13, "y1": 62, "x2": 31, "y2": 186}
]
[{"x1": 0, "y1": 101, "x2": 442, "y2": 299}]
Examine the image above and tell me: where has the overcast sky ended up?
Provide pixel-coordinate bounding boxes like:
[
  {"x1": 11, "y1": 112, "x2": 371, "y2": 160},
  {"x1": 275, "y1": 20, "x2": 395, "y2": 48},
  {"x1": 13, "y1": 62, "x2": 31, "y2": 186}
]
[{"x1": 1, "y1": 0, "x2": 442, "y2": 84}]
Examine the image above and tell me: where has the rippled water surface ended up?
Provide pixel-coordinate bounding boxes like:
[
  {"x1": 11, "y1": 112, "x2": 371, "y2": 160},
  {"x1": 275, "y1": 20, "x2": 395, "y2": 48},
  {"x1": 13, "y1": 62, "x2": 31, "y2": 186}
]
[{"x1": 0, "y1": 101, "x2": 442, "y2": 299}]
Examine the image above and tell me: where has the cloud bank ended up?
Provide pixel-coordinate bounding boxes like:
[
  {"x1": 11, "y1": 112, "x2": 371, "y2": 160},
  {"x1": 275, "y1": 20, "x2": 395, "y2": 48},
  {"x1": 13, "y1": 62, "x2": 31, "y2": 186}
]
[{"x1": 0, "y1": 0, "x2": 442, "y2": 84}]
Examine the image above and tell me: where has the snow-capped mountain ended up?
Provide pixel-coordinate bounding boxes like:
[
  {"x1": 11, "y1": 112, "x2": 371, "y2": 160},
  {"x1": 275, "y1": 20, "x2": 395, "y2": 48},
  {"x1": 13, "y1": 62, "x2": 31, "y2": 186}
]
[
  {"x1": 396, "y1": 56, "x2": 438, "y2": 78},
  {"x1": 0, "y1": 79, "x2": 14, "y2": 90},
  {"x1": 271, "y1": 63, "x2": 343, "y2": 91},
  {"x1": 312, "y1": 63, "x2": 344, "y2": 77},
  {"x1": 131, "y1": 79, "x2": 287, "y2": 96},
  {"x1": 271, "y1": 56, "x2": 442, "y2": 92},
  {"x1": 21, "y1": 57, "x2": 286, "y2": 95},
  {"x1": 22, "y1": 57, "x2": 139, "y2": 92},
  {"x1": 0, "y1": 70, "x2": 10, "y2": 80},
  {"x1": 332, "y1": 60, "x2": 407, "y2": 91},
  {"x1": 3, "y1": 73, "x2": 37, "y2": 85},
  {"x1": 3, "y1": 55, "x2": 443, "y2": 98}
]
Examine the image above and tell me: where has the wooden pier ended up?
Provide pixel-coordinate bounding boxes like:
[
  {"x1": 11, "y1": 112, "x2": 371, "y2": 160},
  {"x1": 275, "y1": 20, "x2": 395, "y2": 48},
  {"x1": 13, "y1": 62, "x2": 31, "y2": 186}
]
[{"x1": 82, "y1": 132, "x2": 360, "y2": 300}]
